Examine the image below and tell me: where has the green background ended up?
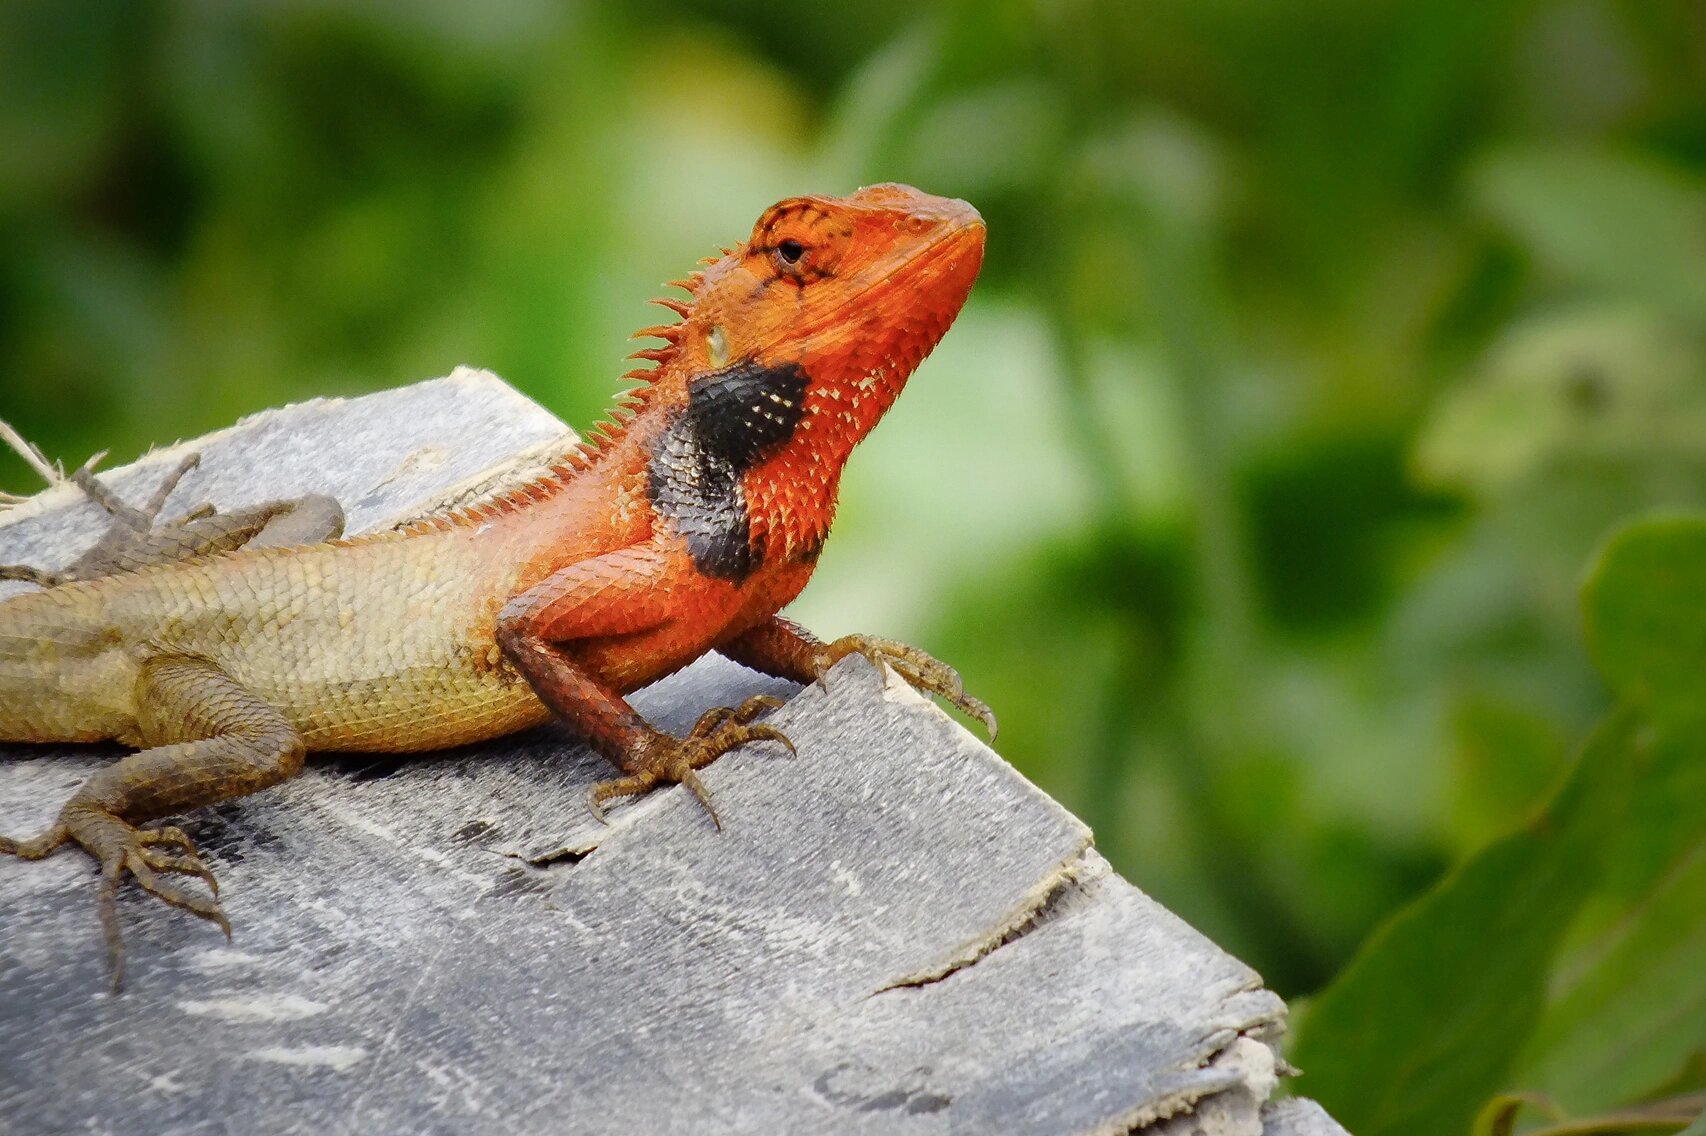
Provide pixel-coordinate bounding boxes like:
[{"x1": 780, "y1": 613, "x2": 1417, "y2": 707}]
[{"x1": 3, "y1": 3, "x2": 1704, "y2": 1131}]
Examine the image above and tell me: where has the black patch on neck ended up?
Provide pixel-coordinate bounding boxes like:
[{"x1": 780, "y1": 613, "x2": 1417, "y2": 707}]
[{"x1": 646, "y1": 360, "x2": 809, "y2": 581}]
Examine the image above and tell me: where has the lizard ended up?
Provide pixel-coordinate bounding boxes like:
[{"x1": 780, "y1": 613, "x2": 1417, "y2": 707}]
[{"x1": 0, "y1": 182, "x2": 991, "y2": 989}]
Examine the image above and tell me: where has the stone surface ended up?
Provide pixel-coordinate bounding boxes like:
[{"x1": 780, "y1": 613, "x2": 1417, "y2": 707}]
[
  {"x1": 0, "y1": 375, "x2": 1348, "y2": 1135},
  {"x1": 1262, "y1": 1100, "x2": 1356, "y2": 1136}
]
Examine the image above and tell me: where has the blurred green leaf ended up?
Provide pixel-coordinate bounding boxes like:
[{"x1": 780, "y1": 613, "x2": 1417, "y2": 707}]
[
  {"x1": 1468, "y1": 1092, "x2": 1555, "y2": 1136},
  {"x1": 1414, "y1": 307, "x2": 1706, "y2": 497},
  {"x1": 1499, "y1": 516, "x2": 1706, "y2": 1112},
  {"x1": 1287, "y1": 707, "x2": 1641, "y2": 1136},
  {"x1": 1469, "y1": 145, "x2": 1706, "y2": 319},
  {"x1": 1584, "y1": 516, "x2": 1706, "y2": 721},
  {"x1": 1445, "y1": 695, "x2": 1569, "y2": 853},
  {"x1": 1472, "y1": 1092, "x2": 1706, "y2": 1136},
  {"x1": 1513, "y1": 713, "x2": 1706, "y2": 1113}
]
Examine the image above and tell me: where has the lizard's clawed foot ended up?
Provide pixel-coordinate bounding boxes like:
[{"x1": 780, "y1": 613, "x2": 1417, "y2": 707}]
[
  {"x1": 2, "y1": 811, "x2": 229, "y2": 992},
  {"x1": 588, "y1": 694, "x2": 794, "y2": 829},
  {"x1": 814, "y1": 635, "x2": 998, "y2": 738}
]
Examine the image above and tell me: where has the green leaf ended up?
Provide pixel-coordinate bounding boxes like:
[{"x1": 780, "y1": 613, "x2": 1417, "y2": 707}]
[
  {"x1": 1584, "y1": 516, "x2": 1706, "y2": 720},
  {"x1": 1445, "y1": 694, "x2": 1569, "y2": 855},
  {"x1": 1468, "y1": 1092, "x2": 1557, "y2": 1136},
  {"x1": 1468, "y1": 145, "x2": 1706, "y2": 319},
  {"x1": 1512, "y1": 713, "x2": 1706, "y2": 1113},
  {"x1": 1286, "y1": 708, "x2": 1641, "y2": 1136},
  {"x1": 1413, "y1": 306, "x2": 1706, "y2": 497}
]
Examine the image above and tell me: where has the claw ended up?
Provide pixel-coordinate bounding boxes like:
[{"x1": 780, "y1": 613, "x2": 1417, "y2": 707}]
[
  {"x1": 7, "y1": 813, "x2": 227, "y2": 993},
  {"x1": 139, "y1": 848, "x2": 220, "y2": 896},
  {"x1": 732, "y1": 693, "x2": 785, "y2": 720},
  {"x1": 739, "y1": 723, "x2": 797, "y2": 758},
  {"x1": 679, "y1": 769, "x2": 721, "y2": 830},
  {"x1": 961, "y1": 696, "x2": 999, "y2": 740},
  {"x1": 586, "y1": 786, "x2": 612, "y2": 825},
  {"x1": 123, "y1": 853, "x2": 230, "y2": 937},
  {"x1": 817, "y1": 635, "x2": 997, "y2": 738},
  {"x1": 585, "y1": 709, "x2": 797, "y2": 827}
]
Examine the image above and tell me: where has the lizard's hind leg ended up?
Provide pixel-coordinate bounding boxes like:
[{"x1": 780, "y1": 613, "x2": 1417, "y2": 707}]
[
  {"x1": 69, "y1": 451, "x2": 202, "y2": 530},
  {"x1": 63, "y1": 453, "x2": 345, "y2": 578},
  {"x1": 0, "y1": 655, "x2": 307, "y2": 991},
  {"x1": 0, "y1": 450, "x2": 202, "y2": 585},
  {"x1": 2, "y1": 448, "x2": 346, "y2": 585}
]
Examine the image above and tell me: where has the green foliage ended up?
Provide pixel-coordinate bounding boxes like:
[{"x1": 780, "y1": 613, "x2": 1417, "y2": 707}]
[
  {"x1": 1292, "y1": 513, "x2": 1706, "y2": 1134},
  {"x1": 1470, "y1": 146, "x2": 1706, "y2": 321},
  {"x1": 1585, "y1": 518, "x2": 1706, "y2": 719},
  {"x1": 1290, "y1": 709, "x2": 1641, "y2": 1136},
  {"x1": 3, "y1": 0, "x2": 1705, "y2": 1128}
]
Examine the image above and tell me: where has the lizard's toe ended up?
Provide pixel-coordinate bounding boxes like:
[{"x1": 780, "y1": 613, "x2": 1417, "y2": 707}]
[
  {"x1": 587, "y1": 770, "x2": 659, "y2": 824},
  {"x1": 685, "y1": 693, "x2": 788, "y2": 741},
  {"x1": 137, "y1": 824, "x2": 200, "y2": 856},
  {"x1": 134, "y1": 825, "x2": 220, "y2": 893},
  {"x1": 677, "y1": 768, "x2": 720, "y2": 830},
  {"x1": 586, "y1": 716, "x2": 796, "y2": 827},
  {"x1": 818, "y1": 635, "x2": 998, "y2": 738},
  {"x1": 138, "y1": 846, "x2": 220, "y2": 896},
  {"x1": 66, "y1": 812, "x2": 230, "y2": 992},
  {"x1": 0, "y1": 823, "x2": 69, "y2": 860},
  {"x1": 123, "y1": 851, "x2": 230, "y2": 938}
]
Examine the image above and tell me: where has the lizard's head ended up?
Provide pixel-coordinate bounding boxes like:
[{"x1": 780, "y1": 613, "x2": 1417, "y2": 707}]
[{"x1": 644, "y1": 184, "x2": 985, "y2": 394}]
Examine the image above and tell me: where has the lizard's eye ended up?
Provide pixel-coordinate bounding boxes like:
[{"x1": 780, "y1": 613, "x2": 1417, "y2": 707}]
[{"x1": 775, "y1": 238, "x2": 807, "y2": 267}]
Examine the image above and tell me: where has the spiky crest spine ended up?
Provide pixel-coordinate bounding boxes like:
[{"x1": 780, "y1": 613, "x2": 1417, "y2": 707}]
[{"x1": 384, "y1": 267, "x2": 708, "y2": 538}]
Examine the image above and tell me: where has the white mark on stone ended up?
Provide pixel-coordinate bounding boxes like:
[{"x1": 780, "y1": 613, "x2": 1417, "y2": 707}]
[
  {"x1": 829, "y1": 859, "x2": 864, "y2": 897},
  {"x1": 322, "y1": 802, "x2": 490, "y2": 890},
  {"x1": 248, "y1": 1045, "x2": 368, "y2": 1071},
  {"x1": 178, "y1": 993, "x2": 328, "y2": 1023},
  {"x1": 145, "y1": 1071, "x2": 189, "y2": 1094},
  {"x1": 187, "y1": 948, "x2": 264, "y2": 971},
  {"x1": 371, "y1": 446, "x2": 447, "y2": 494}
]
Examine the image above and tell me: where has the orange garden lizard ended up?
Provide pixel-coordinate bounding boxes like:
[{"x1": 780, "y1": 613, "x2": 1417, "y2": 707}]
[{"x1": 0, "y1": 183, "x2": 991, "y2": 987}]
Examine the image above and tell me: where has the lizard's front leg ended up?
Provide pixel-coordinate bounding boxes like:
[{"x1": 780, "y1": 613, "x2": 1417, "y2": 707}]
[
  {"x1": 720, "y1": 616, "x2": 997, "y2": 737},
  {"x1": 0, "y1": 655, "x2": 306, "y2": 990},
  {"x1": 496, "y1": 547, "x2": 791, "y2": 828}
]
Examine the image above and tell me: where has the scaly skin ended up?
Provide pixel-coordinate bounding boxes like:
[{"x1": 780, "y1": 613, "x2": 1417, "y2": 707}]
[{"x1": 0, "y1": 183, "x2": 990, "y2": 988}]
